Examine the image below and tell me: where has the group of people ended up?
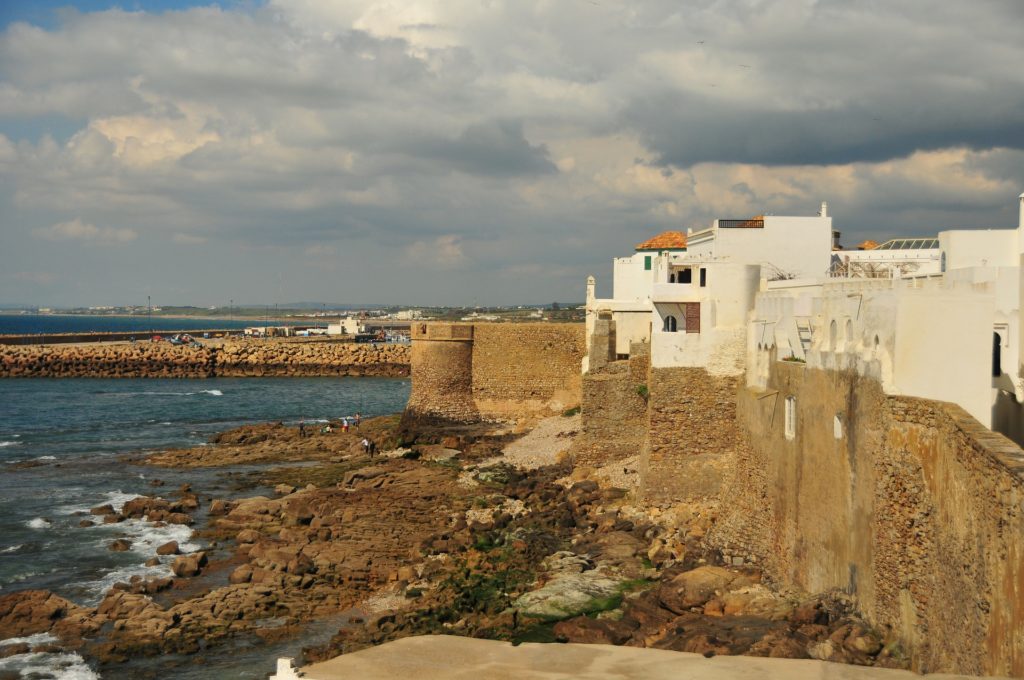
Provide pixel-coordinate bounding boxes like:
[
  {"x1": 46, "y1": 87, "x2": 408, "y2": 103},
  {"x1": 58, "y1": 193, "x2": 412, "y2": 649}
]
[{"x1": 297, "y1": 412, "x2": 376, "y2": 456}]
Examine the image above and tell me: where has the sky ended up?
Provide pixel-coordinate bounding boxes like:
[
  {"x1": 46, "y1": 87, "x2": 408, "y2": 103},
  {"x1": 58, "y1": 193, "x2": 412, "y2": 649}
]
[{"x1": 1, "y1": 0, "x2": 1022, "y2": 307}]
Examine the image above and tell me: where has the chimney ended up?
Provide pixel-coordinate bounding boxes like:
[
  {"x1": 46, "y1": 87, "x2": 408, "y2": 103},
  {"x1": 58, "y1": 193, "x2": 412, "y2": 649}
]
[{"x1": 820, "y1": 201, "x2": 829, "y2": 218}]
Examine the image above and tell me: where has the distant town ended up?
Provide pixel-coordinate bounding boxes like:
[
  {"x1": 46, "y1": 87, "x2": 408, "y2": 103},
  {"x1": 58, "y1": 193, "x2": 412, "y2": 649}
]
[{"x1": 2, "y1": 303, "x2": 585, "y2": 324}]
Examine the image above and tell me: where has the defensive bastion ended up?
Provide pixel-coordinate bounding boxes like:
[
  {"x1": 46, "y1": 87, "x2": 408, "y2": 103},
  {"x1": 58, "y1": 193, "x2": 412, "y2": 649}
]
[{"x1": 402, "y1": 322, "x2": 585, "y2": 426}]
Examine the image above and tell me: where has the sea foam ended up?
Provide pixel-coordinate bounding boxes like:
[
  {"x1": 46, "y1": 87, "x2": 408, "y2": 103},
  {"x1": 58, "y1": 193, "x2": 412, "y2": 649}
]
[{"x1": 26, "y1": 518, "x2": 51, "y2": 530}]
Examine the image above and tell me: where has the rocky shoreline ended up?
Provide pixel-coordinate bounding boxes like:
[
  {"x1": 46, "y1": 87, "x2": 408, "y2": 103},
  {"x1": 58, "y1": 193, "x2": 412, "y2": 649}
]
[
  {"x1": 0, "y1": 338, "x2": 409, "y2": 378},
  {"x1": 0, "y1": 415, "x2": 908, "y2": 677}
]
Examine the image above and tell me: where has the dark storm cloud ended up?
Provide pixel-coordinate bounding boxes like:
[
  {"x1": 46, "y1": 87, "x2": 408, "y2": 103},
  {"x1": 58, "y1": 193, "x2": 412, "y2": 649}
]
[{"x1": 414, "y1": 119, "x2": 557, "y2": 177}]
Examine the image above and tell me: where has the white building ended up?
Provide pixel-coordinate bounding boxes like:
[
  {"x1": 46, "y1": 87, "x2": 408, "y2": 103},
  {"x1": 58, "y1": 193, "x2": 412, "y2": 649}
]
[
  {"x1": 749, "y1": 193, "x2": 1024, "y2": 443},
  {"x1": 586, "y1": 204, "x2": 833, "y2": 370},
  {"x1": 830, "y1": 238, "x2": 942, "y2": 278},
  {"x1": 586, "y1": 194, "x2": 1024, "y2": 444},
  {"x1": 327, "y1": 318, "x2": 363, "y2": 335},
  {"x1": 686, "y1": 205, "x2": 834, "y2": 281}
]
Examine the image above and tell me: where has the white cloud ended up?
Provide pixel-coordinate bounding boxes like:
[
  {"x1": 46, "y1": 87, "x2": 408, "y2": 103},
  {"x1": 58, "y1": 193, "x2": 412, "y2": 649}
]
[
  {"x1": 32, "y1": 218, "x2": 137, "y2": 243},
  {"x1": 405, "y1": 234, "x2": 466, "y2": 269}
]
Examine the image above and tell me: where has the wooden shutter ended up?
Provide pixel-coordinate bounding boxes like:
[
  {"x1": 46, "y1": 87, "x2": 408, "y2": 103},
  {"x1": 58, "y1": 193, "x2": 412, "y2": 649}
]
[{"x1": 685, "y1": 303, "x2": 700, "y2": 333}]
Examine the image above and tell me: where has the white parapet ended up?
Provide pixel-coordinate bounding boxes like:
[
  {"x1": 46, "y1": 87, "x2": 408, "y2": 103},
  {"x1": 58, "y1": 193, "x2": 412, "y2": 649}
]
[{"x1": 269, "y1": 657, "x2": 304, "y2": 679}]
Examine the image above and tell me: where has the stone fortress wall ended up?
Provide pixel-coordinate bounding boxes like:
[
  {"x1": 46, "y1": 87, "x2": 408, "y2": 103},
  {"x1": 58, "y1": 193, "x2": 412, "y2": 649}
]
[
  {"x1": 403, "y1": 322, "x2": 585, "y2": 426},
  {"x1": 707, "y1": 360, "x2": 1024, "y2": 677},
  {"x1": 404, "y1": 318, "x2": 1024, "y2": 675},
  {"x1": 0, "y1": 339, "x2": 409, "y2": 378}
]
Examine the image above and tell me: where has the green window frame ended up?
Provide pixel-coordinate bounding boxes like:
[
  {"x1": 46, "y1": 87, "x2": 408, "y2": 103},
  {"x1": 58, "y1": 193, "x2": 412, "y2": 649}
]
[{"x1": 644, "y1": 255, "x2": 652, "y2": 271}]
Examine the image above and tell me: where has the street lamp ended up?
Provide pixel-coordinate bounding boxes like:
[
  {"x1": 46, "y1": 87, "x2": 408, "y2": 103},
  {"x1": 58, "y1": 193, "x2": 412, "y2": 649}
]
[{"x1": 148, "y1": 295, "x2": 151, "y2": 334}]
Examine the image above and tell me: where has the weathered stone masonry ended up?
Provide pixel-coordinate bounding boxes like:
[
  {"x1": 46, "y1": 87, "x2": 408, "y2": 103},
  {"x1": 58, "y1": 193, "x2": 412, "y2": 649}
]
[
  {"x1": 404, "y1": 322, "x2": 585, "y2": 426},
  {"x1": 708, "y1": 361, "x2": 1024, "y2": 677}
]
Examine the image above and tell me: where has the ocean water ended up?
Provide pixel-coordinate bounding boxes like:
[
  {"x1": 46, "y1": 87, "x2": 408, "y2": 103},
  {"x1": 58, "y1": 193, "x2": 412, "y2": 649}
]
[
  {"x1": 0, "y1": 314, "x2": 297, "y2": 336},
  {"x1": 0, "y1": 377, "x2": 410, "y2": 678}
]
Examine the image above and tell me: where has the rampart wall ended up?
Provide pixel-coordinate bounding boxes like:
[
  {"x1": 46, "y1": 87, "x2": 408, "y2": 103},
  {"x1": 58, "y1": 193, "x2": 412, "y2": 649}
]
[
  {"x1": 641, "y1": 368, "x2": 741, "y2": 503},
  {"x1": 0, "y1": 340, "x2": 409, "y2": 378},
  {"x1": 572, "y1": 349, "x2": 648, "y2": 468},
  {"x1": 708, "y1": 361, "x2": 1024, "y2": 676},
  {"x1": 471, "y1": 324, "x2": 584, "y2": 419}
]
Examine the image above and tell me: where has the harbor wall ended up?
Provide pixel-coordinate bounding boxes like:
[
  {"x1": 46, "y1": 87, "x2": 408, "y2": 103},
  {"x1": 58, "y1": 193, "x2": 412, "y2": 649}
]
[{"x1": 0, "y1": 339, "x2": 409, "y2": 378}]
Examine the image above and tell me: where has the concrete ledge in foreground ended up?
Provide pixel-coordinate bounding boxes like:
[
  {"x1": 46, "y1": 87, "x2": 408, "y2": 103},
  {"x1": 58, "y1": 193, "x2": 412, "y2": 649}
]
[{"x1": 271, "y1": 635, "x2": 1010, "y2": 680}]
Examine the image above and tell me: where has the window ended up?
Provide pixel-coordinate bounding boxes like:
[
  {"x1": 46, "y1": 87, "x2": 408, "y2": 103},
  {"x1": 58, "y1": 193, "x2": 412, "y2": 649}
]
[
  {"x1": 993, "y1": 332, "x2": 1002, "y2": 377},
  {"x1": 663, "y1": 315, "x2": 677, "y2": 333},
  {"x1": 644, "y1": 255, "x2": 652, "y2": 271},
  {"x1": 784, "y1": 397, "x2": 796, "y2": 440},
  {"x1": 833, "y1": 414, "x2": 843, "y2": 439},
  {"x1": 829, "y1": 320, "x2": 838, "y2": 351},
  {"x1": 699, "y1": 268, "x2": 707, "y2": 287},
  {"x1": 680, "y1": 268, "x2": 692, "y2": 284}
]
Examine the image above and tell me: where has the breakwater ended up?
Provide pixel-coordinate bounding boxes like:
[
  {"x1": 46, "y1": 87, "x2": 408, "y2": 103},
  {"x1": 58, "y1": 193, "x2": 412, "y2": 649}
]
[{"x1": 0, "y1": 339, "x2": 409, "y2": 378}]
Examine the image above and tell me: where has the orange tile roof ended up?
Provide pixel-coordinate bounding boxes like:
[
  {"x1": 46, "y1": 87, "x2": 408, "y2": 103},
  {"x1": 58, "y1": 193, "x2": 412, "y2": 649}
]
[
  {"x1": 635, "y1": 231, "x2": 687, "y2": 250},
  {"x1": 857, "y1": 239, "x2": 879, "y2": 250}
]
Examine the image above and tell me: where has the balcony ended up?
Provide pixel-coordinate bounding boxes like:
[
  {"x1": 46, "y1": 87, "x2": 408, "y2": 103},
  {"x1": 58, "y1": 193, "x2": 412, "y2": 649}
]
[{"x1": 651, "y1": 282, "x2": 701, "y2": 303}]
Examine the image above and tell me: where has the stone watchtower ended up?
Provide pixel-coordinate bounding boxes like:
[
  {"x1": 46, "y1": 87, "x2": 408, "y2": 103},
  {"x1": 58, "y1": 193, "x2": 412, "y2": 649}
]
[{"x1": 402, "y1": 323, "x2": 478, "y2": 427}]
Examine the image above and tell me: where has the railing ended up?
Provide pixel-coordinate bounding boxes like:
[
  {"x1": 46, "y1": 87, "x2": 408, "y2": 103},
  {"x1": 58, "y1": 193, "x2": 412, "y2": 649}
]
[{"x1": 719, "y1": 219, "x2": 764, "y2": 229}]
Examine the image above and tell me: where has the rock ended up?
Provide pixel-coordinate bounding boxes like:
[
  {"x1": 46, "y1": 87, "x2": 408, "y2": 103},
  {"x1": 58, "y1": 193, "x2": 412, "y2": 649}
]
[
  {"x1": 90, "y1": 504, "x2": 115, "y2": 515},
  {"x1": 514, "y1": 571, "x2": 623, "y2": 620},
  {"x1": 275, "y1": 484, "x2": 296, "y2": 496},
  {"x1": 144, "y1": 557, "x2": 161, "y2": 567},
  {"x1": 0, "y1": 642, "x2": 30, "y2": 658},
  {"x1": 0, "y1": 591, "x2": 82, "y2": 638},
  {"x1": 553, "y1": 615, "x2": 636, "y2": 645},
  {"x1": 236, "y1": 529, "x2": 261, "y2": 544},
  {"x1": 229, "y1": 565, "x2": 253, "y2": 584},
  {"x1": 109, "y1": 539, "x2": 132, "y2": 552},
  {"x1": 658, "y1": 566, "x2": 738, "y2": 614},
  {"x1": 78, "y1": 519, "x2": 94, "y2": 528},
  {"x1": 171, "y1": 552, "x2": 207, "y2": 577},
  {"x1": 165, "y1": 513, "x2": 194, "y2": 526},
  {"x1": 103, "y1": 514, "x2": 124, "y2": 524},
  {"x1": 156, "y1": 541, "x2": 179, "y2": 556},
  {"x1": 209, "y1": 499, "x2": 232, "y2": 516}
]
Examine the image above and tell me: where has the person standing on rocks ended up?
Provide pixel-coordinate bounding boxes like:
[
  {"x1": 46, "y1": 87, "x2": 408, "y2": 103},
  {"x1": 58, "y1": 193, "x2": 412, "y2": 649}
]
[
  {"x1": 341, "y1": 417, "x2": 350, "y2": 433},
  {"x1": 299, "y1": 420, "x2": 307, "y2": 438},
  {"x1": 361, "y1": 437, "x2": 370, "y2": 455},
  {"x1": 354, "y1": 412, "x2": 361, "y2": 429}
]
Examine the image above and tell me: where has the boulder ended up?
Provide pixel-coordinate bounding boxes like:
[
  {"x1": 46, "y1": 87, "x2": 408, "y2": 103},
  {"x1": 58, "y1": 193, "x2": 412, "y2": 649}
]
[
  {"x1": 171, "y1": 552, "x2": 207, "y2": 577},
  {"x1": 229, "y1": 565, "x2": 253, "y2": 584},
  {"x1": 236, "y1": 529, "x2": 261, "y2": 544},
  {"x1": 109, "y1": 539, "x2": 132, "y2": 552},
  {"x1": 514, "y1": 571, "x2": 623, "y2": 620},
  {"x1": 156, "y1": 541, "x2": 179, "y2": 556},
  {"x1": 90, "y1": 504, "x2": 115, "y2": 516},
  {"x1": 0, "y1": 591, "x2": 82, "y2": 638},
  {"x1": 658, "y1": 566, "x2": 738, "y2": 614}
]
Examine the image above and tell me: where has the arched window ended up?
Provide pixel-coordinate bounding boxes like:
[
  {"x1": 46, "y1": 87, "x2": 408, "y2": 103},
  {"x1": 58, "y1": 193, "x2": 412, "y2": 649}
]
[
  {"x1": 663, "y1": 315, "x2": 677, "y2": 333},
  {"x1": 845, "y1": 319, "x2": 853, "y2": 347},
  {"x1": 829, "y1": 320, "x2": 838, "y2": 350}
]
